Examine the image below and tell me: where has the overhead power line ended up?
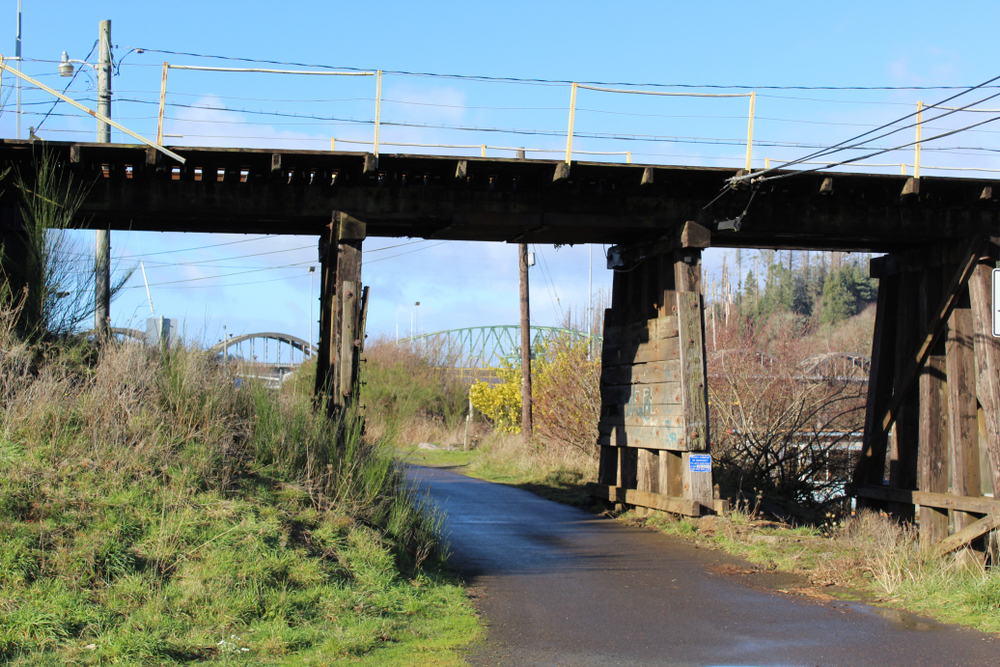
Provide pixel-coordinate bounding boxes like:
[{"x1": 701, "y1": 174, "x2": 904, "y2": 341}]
[
  {"x1": 128, "y1": 48, "x2": 1000, "y2": 91},
  {"x1": 736, "y1": 72, "x2": 1000, "y2": 183}
]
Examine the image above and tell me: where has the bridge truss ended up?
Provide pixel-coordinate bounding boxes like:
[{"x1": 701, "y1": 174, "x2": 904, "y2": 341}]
[{"x1": 406, "y1": 325, "x2": 601, "y2": 369}]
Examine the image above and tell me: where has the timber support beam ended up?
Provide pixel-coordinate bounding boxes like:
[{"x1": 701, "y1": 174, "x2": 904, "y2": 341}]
[
  {"x1": 852, "y1": 236, "x2": 1000, "y2": 555},
  {"x1": 593, "y1": 221, "x2": 716, "y2": 516},
  {"x1": 315, "y1": 211, "x2": 369, "y2": 416}
]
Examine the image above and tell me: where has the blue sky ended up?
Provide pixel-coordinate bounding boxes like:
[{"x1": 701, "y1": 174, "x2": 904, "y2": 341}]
[{"x1": 2, "y1": 1, "x2": 998, "y2": 356}]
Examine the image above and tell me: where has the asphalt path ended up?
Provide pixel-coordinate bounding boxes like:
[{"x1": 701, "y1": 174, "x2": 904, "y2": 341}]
[{"x1": 408, "y1": 465, "x2": 998, "y2": 667}]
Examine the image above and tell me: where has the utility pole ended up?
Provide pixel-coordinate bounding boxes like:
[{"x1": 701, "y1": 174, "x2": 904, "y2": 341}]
[
  {"x1": 94, "y1": 20, "x2": 111, "y2": 337},
  {"x1": 15, "y1": 1, "x2": 22, "y2": 140},
  {"x1": 519, "y1": 243, "x2": 533, "y2": 438}
]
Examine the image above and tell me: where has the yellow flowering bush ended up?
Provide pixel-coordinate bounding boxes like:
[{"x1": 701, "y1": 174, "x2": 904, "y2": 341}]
[
  {"x1": 470, "y1": 335, "x2": 601, "y2": 452},
  {"x1": 469, "y1": 358, "x2": 522, "y2": 434}
]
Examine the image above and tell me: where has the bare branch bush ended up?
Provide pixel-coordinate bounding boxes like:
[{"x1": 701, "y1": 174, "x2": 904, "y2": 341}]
[{"x1": 709, "y1": 315, "x2": 868, "y2": 523}]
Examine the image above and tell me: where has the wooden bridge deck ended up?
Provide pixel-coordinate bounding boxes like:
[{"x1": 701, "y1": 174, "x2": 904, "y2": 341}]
[{"x1": 1, "y1": 139, "x2": 997, "y2": 252}]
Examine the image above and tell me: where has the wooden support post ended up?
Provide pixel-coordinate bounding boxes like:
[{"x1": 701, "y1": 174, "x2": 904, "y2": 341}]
[
  {"x1": 918, "y1": 354, "x2": 950, "y2": 543},
  {"x1": 918, "y1": 268, "x2": 949, "y2": 545},
  {"x1": 339, "y1": 280, "x2": 359, "y2": 403},
  {"x1": 334, "y1": 213, "x2": 365, "y2": 414},
  {"x1": 968, "y1": 261, "x2": 1000, "y2": 496},
  {"x1": 314, "y1": 212, "x2": 365, "y2": 415},
  {"x1": 946, "y1": 287, "x2": 982, "y2": 532},
  {"x1": 889, "y1": 272, "x2": 920, "y2": 521},
  {"x1": 314, "y1": 223, "x2": 338, "y2": 403},
  {"x1": 594, "y1": 226, "x2": 713, "y2": 515},
  {"x1": 854, "y1": 273, "x2": 900, "y2": 500}
]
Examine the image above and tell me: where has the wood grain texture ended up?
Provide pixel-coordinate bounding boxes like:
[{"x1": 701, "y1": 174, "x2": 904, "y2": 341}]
[
  {"x1": 946, "y1": 292, "x2": 982, "y2": 531},
  {"x1": 969, "y1": 261, "x2": 1000, "y2": 496}
]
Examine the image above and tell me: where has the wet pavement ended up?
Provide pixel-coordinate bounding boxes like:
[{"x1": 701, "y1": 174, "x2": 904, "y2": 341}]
[{"x1": 408, "y1": 465, "x2": 998, "y2": 667}]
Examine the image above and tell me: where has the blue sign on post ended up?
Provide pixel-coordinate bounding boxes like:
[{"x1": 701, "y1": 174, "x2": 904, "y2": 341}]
[{"x1": 689, "y1": 454, "x2": 712, "y2": 472}]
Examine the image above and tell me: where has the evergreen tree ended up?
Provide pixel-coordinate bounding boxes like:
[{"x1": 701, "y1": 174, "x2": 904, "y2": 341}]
[{"x1": 820, "y1": 269, "x2": 855, "y2": 325}]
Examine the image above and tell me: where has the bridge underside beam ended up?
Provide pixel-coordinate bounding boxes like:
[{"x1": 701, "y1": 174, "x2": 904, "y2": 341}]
[
  {"x1": 851, "y1": 238, "x2": 1000, "y2": 555},
  {"x1": 589, "y1": 222, "x2": 716, "y2": 516},
  {"x1": 3, "y1": 141, "x2": 1000, "y2": 252}
]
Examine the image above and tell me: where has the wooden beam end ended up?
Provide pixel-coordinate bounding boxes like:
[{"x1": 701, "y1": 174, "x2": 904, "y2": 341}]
[
  {"x1": 901, "y1": 177, "x2": 920, "y2": 197},
  {"x1": 553, "y1": 162, "x2": 571, "y2": 183}
]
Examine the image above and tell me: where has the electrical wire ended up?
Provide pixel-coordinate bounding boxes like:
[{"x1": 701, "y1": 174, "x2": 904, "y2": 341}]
[
  {"x1": 754, "y1": 112, "x2": 1000, "y2": 183},
  {"x1": 127, "y1": 48, "x2": 1000, "y2": 91},
  {"x1": 365, "y1": 241, "x2": 448, "y2": 264},
  {"x1": 742, "y1": 73, "x2": 1000, "y2": 181},
  {"x1": 33, "y1": 41, "x2": 97, "y2": 134}
]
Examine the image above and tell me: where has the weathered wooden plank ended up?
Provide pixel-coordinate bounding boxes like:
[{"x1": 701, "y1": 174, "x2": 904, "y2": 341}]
[
  {"x1": 660, "y1": 449, "x2": 683, "y2": 497},
  {"x1": 602, "y1": 337, "x2": 679, "y2": 366},
  {"x1": 968, "y1": 261, "x2": 1000, "y2": 497},
  {"x1": 603, "y1": 315, "x2": 679, "y2": 346},
  {"x1": 599, "y1": 405, "x2": 685, "y2": 430},
  {"x1": 597, "y1": 423, "x2": 689, "y2": 451},
  {"x1": 332, "y1": 212, "x2": 364, "y2": 413},
  {"x1": 637, "y1": 449, "x2": 659, "y2": 494},
  {"x1": 619, "y1": 446, "x2": 638, "y2": 489},
  {"x1": 600, "y1": 382, "x2": 682, "y2": 407},
  {"x1": 946, "y1": 291, "x2": 982, "y2": 531},
  {"x1": 677, "y1": 291, "x2": 709, "y2": 452},
  {"x1": 586, "y1": 483, "x2": 700, "y2": 516},
  {"x1": 933, "y1": 514, "x2": 1000, "y2": 557},
  {"x1": 875, "y1": 240, "x2": 985, "y2": 443},
  {"x1": 314, "y1": 221, "x2": 338, "y2": 400},
  {"x1": 852, "y1": 485, "x2": 1000, "y2": 514},
  {"x1": 919, "y1": 355, "x2": 949, "y2": 545},
  {"x1": 600, "y1": 360, "x2": 681, "y2": 386},
  {"x1": 674, "y1": 248, "x2": 702, "y2": 294},
  {"x1": 918, "y1": 268, "x2": 949, "y2": 545}
]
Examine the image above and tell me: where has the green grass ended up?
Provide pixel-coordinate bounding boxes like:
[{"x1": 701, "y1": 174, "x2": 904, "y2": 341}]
[{"x1": 0, "y1": 336, "x2": 481, "y2": 665}]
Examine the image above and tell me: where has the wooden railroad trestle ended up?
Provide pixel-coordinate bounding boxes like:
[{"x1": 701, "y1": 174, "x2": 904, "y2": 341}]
[
  {"x1": 586, "y1": 225, "x2": 1000, "y2": 558},
  {"x1": 851, "y1": 237, "x2": 1000, "y2": 556}
]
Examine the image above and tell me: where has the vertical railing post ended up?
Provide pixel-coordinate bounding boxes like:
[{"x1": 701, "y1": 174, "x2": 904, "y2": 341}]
[
  {"x1": 915, "y1": 101, "x2": 923, "y2": 179},
  {"x1": 744, "y1": 91, "x2": 756, "y2": 172},
  {"x1": 565, "y1": 82, "x2": 578, "y2": 165},
  {"x1": 156, "y1": 62, "x2": 168, "y2": 145},
  {"x1": 374, "y1": 70, "x2": 383, "y2": 163}
]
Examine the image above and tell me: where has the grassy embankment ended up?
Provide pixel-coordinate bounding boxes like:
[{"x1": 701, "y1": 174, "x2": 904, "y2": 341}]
[{"x1": 0, "y1": 323, "x2": 479, "y2": 665}]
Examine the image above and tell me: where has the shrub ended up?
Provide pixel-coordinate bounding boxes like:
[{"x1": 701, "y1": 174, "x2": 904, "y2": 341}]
[
  {"x1": 469, "y1": 335, "x2": 601, "y2": 454},
  {"x1": 708, "y1": 314, "x2": 868, "y2": 522},
  {"x1": 361, "y1": 336, "x2": 470, "y2": 442}
]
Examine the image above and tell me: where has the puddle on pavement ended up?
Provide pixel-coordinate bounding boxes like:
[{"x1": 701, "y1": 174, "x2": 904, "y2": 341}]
[{"x1": 855, "y1": 605, "x2": 939, "y2": 631}]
